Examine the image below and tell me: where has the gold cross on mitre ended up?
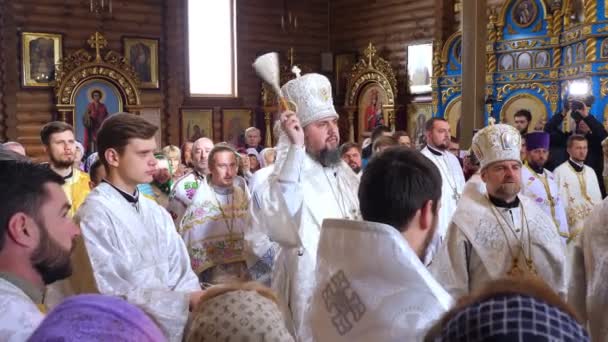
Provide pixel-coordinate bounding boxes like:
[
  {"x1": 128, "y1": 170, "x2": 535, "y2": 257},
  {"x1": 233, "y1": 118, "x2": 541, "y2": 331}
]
[
  {"x1": 364, "y1": 42, "x2": 376, "y2": 67},
  {"x1": 87, "y1": 32, "x2": 108, "y2": 62}
]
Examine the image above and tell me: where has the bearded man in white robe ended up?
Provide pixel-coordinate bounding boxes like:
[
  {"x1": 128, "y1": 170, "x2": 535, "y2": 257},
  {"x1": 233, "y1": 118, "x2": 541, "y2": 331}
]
[
  {"x1": 521, "y1": 131, "x2": 569, "y2": 244},
  {"x1": 74, "y1": 113, "x2": 204, "y2": 342},
  {"x1": 0, "y1": 161, "x2": 80, "y2": 341},
  {"x1": 253, "y1": 73, "x2": 360, "y2": 341},
  {"x1": 568, "y1": 198, "x2": 608, "y2": 341},
  {"x1": 310, "y1": 147, "x2": 452, "y2": 341},
  {"x1": 431, "y1": 123, "x2": 567, "y2": 299},
  {"x1": 421, "y1": 118, "x2": 465, "y2": 264}
]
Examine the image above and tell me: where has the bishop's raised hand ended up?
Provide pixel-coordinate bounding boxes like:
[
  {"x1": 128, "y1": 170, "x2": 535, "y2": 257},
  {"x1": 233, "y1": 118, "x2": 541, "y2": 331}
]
[{"x1": 280, "y1": 110, "x2": 305, "y2": 147}]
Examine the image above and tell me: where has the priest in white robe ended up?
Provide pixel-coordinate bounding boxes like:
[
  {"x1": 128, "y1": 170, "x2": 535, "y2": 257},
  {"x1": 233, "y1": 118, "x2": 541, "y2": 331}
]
[
  {"x1": 431, "y1": 123, "x2": 567, "y2": 299},
  {"x1": 168, "y1": 137, "x2": 214, "y2": 226},
  {"x1": 568, "y1": 198, "x2": 608, "y2": 341},
  {"x1": 75, "y1": 113, "x2": 203, "y2": 342},
  {"x1": 179, "y1": 144, "x2": 274, "y2": 286},
  {"x1": 0, "y1": 161, "x2": 81, "y2": 341},
  {"x1": 421, "y1": 118, "x2": 465, "y2": 264},
  {"x1": 554, "y1": 134, "x2": 602, "y2": 241},
  {"x1": 253, "y1": 72, "x2": 360, "y2": 341},
  {"x1": 521, "y1": 132, "x2": 569, "y2": 244},
  {"x1": 310, "y1": 147, "x2": 452, "y2": 342}
]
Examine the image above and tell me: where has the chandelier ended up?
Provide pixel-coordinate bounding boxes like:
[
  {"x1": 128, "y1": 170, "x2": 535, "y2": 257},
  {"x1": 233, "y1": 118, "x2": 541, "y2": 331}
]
[
  {"x1": 89, "y1": 0, "x2": 112, "y2": 15},
  {"x1": 280, "y1": 1, "x2": 298, "y2": 34}
]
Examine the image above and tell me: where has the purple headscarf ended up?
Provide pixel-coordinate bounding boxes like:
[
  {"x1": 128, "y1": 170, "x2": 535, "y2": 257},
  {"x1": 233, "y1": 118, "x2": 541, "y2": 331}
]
[{"x1": 28, "y1": 294, "x2": 166, "y2": 342}]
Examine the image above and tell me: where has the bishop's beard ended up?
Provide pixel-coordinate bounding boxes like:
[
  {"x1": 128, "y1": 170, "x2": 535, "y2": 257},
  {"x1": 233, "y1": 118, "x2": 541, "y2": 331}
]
[
  {"x1": 30, "y1": 218, "x2": 74, "y2": 285},
  {"x1": 309, "y1": 148, "x2": 342, "y2": 167}
]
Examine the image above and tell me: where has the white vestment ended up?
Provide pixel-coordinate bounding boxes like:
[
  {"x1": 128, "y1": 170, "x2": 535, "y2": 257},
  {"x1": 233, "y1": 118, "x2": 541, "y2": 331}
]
[
  {"x1": 249, "y1": 164, "x2": 274, "y2": 194},
  {"x1": 0, "y1": 278, "x2": 43, "y2": 341},
  {"x1": 310, "y1": 219, "x2": 452, "y2": 342},
  {"x1": 521, "y1": 165, "x2": 569, "y2": 244},
  {"x1": 180, "y1": 180, "x2": 274, "y2": 285},
  {"x1": 568, "y1": 198, "x2": 608, "y2": 341},
  {"x1": 168, "y1": 170, "x2": 206, "y2": 227},
  {"x1": 554, "y1": 161, "x2": 602, "y2": 240},
  {"x1": 421, "y1": 147, "x2": 466, "y2": 263},
  {"x1": 254, "y1": 145, "x2": 360, "y2": 341},
  {"x1": 76, "y1": 183, "x2": 201, "y2": 342},
  {"x1": 430, "y1": 190, "x2": 567, "y2": 300}
]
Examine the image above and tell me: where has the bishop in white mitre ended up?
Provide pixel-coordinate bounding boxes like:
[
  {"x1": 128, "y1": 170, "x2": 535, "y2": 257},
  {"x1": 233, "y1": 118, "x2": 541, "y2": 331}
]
[
  {"x1": 253, "y1": 72, "x2": 360, "y2": 341},
  {"x1": 520, "y1": 132, "x2": 569, "y2": 244},
  {"x1": 431, "y1": 123, "x2": 567, "y2": 299},
  {"x1": 554, "y1": 135, "x2": 602, "y2": 241},
  {"x1": 421, "y1": 118, "x2": 465, "y2": 264},
  {"x1": 179, "y1": 145, "x2": 274, "y2": 287},
  {"x1": 310, "y1": 148, "x2": 452, "y2": 342},
  {"x1": 568, "y1": 198, "x2": 608, "y2": 341}
]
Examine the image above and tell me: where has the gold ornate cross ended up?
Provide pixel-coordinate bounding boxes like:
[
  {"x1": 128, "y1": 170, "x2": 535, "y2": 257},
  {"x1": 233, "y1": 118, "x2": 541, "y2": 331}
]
[
  {"x1": 87, "y1": 32, "x2": 108, "y2": 62},
  {"x1": 364, "y1": 42, "x2": 376, "y2": 66}
]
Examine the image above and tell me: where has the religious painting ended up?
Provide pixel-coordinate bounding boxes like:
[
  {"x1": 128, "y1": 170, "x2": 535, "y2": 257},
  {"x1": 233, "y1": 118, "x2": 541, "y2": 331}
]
[
  {"x1": 123, "y1": 37, "x2": 159, "y2": 89},
  {"x1": 498, "y1": 54, "x2": 514, "y2": 71},
  {"x1": 500, "y1": 93, "x2": 547, "y2": 134},
  {"x1": 407, "y1": 43, "x2": 433, "y2": 94},
  {"x1": 181, "y1": 108, "x2": 213, "y2": 144},
  {"x1": 575, "y1": 43, "x2": 585, "y2": 63},
  {"x1": 517, "y1": 52, "x2": 532, "y2": 69},
  {"x1": 407, "y1": 102, "x2": 432, "y2": 150},
  {"x1": 74, "y1": 79, "x2": 123, "y2": 154},
  {"x1": 535, "y1": 51, "x2": 549, "y2": 68},
  {"x1": 452, "y1": 37, "x2": 462, "y2": 64},
  {"x1": 222, "y1": 109, "x2": 253, "y2": 147},
  {"x1": 358, "y1": 84, "x2": 388, "y2": 138},
  {"x1": 334, "y1": 53, "x2": 357, "y2": 102},
  {"x1": 601, "y1": 39, "x2": 608, "y2": 59},
  {"x1": 570, "y1": 0, "x2": 584, "y2": 25},
  {"x1": 444, "y1": 97, "x2": 462, "y2": 139},
  {"x1": 511, "y1": 0, "x2": 537, "y2": 28},
  {"x1": 564, "y1": 46, "x2": 573, "y2": 65},
  {"x1": 21, "y1": 32, "x2": 62, "y2": 87}
]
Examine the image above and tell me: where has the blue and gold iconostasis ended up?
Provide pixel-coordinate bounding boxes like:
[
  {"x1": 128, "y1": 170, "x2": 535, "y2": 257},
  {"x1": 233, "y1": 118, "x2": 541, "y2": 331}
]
[{"x1": 433, "y1": 0, "x2": 608, "y2": 133}]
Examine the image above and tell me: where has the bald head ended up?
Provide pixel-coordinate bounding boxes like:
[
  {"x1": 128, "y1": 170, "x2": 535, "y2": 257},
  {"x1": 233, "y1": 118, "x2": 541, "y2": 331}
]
[
  {"x1": 3, "y1": 141, "x2": 26, "y2": 156},
  {"x1": 192, "y1": 137, "x2": 214, "y2": 174}
]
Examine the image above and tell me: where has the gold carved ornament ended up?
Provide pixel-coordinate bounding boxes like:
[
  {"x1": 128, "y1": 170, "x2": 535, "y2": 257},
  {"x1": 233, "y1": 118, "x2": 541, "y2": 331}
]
[{"x1": 54, "y1": 32, "x2": 141, "y2": 108}]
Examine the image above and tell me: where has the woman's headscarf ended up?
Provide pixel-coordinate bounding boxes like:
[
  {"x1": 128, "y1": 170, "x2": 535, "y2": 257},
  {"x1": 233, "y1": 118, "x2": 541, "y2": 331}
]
[{"x1": 28, "y1": 294, "x2": 166, "y2": 342}]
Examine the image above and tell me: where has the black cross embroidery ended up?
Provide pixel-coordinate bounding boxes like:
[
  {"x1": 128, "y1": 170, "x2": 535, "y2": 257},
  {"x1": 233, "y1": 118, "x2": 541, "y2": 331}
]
[{"x1": 322, "y1": 270, "x2": 366, "y2": 336}]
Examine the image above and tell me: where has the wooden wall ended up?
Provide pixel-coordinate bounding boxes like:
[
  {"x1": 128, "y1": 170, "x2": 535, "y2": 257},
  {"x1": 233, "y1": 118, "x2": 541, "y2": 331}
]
[{"x1": 1, "y1": 0, "x2": 330, "y2": 159}]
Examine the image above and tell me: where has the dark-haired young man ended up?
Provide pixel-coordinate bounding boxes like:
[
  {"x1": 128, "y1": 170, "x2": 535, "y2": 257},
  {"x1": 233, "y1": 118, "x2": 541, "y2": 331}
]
[
  {"x1": 553, "y1": 135, "x2": 602, "y2": 240},
  {"x1": 513, "y1": 109, "x2": 532, "y2": 135},
  {"x1": 0, "y1": 161, "x2": 80, "y2": 341},
  {"x1": 310, "y1": 147, "x2": 452, "y2": 341},
  {"x1": 421, "y1": 117, "x2": 465, "y2": 264},
  {"x1": 74, "y1": 113, "x2": 203, "y2": 342},
  {"x1": 40, "y1": 122, "x2": 90, "y2": 217}
]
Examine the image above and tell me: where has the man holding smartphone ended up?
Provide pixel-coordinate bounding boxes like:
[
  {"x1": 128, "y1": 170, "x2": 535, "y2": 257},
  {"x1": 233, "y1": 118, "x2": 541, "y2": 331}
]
[{"x1": 544, "y1": 95, "x2": 607, "y2": 197}]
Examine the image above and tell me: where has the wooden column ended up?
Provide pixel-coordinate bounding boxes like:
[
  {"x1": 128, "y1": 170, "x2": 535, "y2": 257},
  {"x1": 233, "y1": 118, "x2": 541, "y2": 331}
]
[{"x1": 461, "y1": 0, "x2": 487, "y2": 149}]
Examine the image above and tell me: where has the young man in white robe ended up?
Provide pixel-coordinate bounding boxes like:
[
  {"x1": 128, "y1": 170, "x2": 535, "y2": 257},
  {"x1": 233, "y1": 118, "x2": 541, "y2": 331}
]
[
  {"x1": 253, "y1": 73, "x2": 360, "y2": 341},
  {"x1": 310, "y1": 147, "x2": 452, "y2": 341},
  {"x1": 168, "y1": 137, "x2": 214, "y2": 226},
  {"x1": 431, "y1": 123, "x2": 567, "y2": 299},
  {"x1": 421, "y1": 118, "x2": 465, "y2": 264},
  {"x1": 179, "y1": 144, "x2": 273, "y2": 286},
  {"x1": 0, "y1": 161, "x2": 80, "y2": 341},
  {"x1": 521, "y1": 131, "x2": 569, "y2": 244},
  {"x1": 568, "y1": 197, "x2": 608, "y2": 341},
  {"x1": 553, "y1": 134, "x2": 602, "y2": 241},
  {"x1": 75, "y1": 113, "x2": 204, "y2": 342}
]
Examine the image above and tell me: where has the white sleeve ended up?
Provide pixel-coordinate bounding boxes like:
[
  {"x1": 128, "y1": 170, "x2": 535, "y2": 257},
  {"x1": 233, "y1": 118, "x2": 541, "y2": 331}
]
[{"x1": 430, "y1": 223, "x2": 471, "y2": 299}]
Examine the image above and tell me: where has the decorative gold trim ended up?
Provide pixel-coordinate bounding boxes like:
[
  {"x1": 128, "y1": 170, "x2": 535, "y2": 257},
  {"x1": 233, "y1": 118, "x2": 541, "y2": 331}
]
[
  {"x1": 444, "y1": 95, "x2": 462, "y2": 126},
  {"x1": 600, "y1": 78, "x2": 608, "y2": 97},
  {"x1": 496, "y1": 82, "x2": 550, "y2": 103},
  {"x1": 21, "y1": 32, "x2": 63, "y2": 87},
  {"x1": 497, "y1": 0, "x2": 548, "y2": 27},
  {"x1": 54, "y1": 32, "x2": 142, "y2": 116},
  {"x1": 499, "y1": 92, "x2": 548, "y2": 124},
  {"x1": 440, "y1": 32, "x2": 462, "y2": 74},
  {"x1": 123, "y1": 37, "x2": 160, "y2": 89}
]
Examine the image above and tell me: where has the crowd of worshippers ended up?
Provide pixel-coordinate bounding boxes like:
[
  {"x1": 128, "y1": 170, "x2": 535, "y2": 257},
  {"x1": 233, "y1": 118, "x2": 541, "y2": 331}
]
[{"x1": 1, "y1": 73, "x2": 608, "y2": 342}]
